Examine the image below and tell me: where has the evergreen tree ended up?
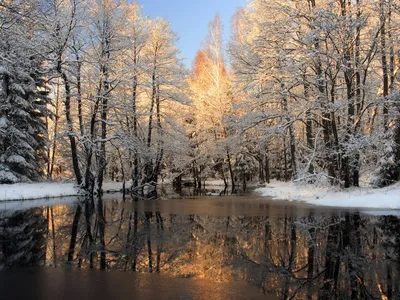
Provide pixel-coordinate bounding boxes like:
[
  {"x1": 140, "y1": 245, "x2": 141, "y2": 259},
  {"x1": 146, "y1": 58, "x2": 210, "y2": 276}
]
[{"x1": 0, "y1": 2, "x2": 51, "y2": 183}]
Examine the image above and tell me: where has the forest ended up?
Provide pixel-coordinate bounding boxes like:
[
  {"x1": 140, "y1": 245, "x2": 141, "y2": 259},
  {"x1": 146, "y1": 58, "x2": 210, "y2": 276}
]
[{"x1": 0, "y1": 0, "x2": 400, "y2": 196}]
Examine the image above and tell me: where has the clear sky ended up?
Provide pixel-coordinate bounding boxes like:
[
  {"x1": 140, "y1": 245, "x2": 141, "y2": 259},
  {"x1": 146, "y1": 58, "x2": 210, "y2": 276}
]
[{"x1": 137, "y1": 0, "x2": 248, "y2": 68}]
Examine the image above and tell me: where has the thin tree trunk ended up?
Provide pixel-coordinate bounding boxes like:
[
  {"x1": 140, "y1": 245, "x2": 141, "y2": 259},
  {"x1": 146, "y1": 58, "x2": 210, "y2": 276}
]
[
  {"x1": 49, "y1": 79, "x2": 61, "y2": 179},
  {"x1": 265, "y1": 144, "x2": 270, "y2": 184},
  {"x1": 341, "y1": 0, "x2": 355, "y2": 188},
  {"x1": 85, "y1": 92, "x2": 102, "y2": 193},
  {"x1": 76, "y1": 53, "x2": 85, "y2": 137},
  {"x1": 353, "y1": 0, "x2": 362, "y2": 187},
  {"x1": 226, "y1": 147, "x2": 235, "y2": 190},
  {"x1": 145, "y1": 61, "x2": 157, "y2": 185},
  {"x1": 380, "y1": 0, "x2": 389, "y2": 132},
  {"x1": 388, "y1": 0, "x2": 395, "y2": 95},
  {"x1": 96, "y1": 56, "x2": 110, "y2": 195},
  {"x1": 303, "y1": 72, "x2": 314, "y2": 175},
  {"x1": 153, "y1": 83, "x2": 163, "y2": 183},
  {"x1": 147, "y1": 61, "x2": 157, "y2": 149},
  {"x1": 132, "y1": 75, "x2": 139, "y2": 190},
  {"x1": 60, "y1": 69, "x2": 82, "y2": 185},
  {"x1": 281, "y1": 83, "x2": 297, "y2": 179}
]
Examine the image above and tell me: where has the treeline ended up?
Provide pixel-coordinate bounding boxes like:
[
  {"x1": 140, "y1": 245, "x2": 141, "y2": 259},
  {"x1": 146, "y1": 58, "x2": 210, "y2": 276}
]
[{"x1": 1, "y1": 0, "x2": 400, "y2": 192}]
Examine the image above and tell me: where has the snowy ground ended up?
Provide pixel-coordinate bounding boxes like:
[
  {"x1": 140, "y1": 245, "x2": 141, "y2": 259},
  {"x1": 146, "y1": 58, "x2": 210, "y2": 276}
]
[
  {"x1": 256, "y1": 180, "x2": 400, "y2": 209},
  {"x1": 0, "y1": 181, "x2": 129, "y2": 202}
]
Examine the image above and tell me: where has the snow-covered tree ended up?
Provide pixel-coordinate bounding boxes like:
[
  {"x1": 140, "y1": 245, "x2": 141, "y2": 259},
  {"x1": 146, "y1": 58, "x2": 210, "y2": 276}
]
[
  {"x1": 229, "y1": 0, "x2": 400, "y2": 188},
  {"x1": 0, "y1": 1, "x2": 51, "y2": 183},
  {"x1": 190, "y1": 14, "x2": 236, "y2": 188}
]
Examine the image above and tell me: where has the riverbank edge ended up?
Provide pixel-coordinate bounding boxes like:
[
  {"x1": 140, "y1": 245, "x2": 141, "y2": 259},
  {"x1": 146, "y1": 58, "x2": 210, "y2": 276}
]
[
  {"x1": 255, "y1": 180, "x2": 400, "y2": 209},
  {"x1": 0, "y1": 181, "x2": 130, "y2": 202}
]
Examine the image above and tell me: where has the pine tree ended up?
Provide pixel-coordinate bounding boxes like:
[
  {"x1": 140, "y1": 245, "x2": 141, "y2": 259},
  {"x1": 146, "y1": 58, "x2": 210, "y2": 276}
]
[{"x1": 0, "y1": 2, "x2": 51, "y2": 183}]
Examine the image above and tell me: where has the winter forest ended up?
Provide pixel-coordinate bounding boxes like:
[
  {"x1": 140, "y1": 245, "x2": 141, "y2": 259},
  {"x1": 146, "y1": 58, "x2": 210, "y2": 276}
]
[{"x1": 1, "y1": 0, "x2": 400, "y2": 196}]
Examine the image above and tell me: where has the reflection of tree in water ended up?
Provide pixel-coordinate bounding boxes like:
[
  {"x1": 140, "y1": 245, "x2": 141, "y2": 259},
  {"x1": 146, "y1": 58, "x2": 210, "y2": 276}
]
[
  {"x1": 9, "y1": 199, "x2": 400, "y2": 299},
  {"x1": 0, "y1": 208, "x2": 47, "y2": 269}
]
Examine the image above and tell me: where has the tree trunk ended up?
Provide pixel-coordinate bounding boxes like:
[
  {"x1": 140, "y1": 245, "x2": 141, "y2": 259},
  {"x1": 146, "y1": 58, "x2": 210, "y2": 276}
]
[
  {"x1": 265, "y1": 144, "x2": 270, "y2": 184},
  {"x1": 280, "y1": 83, "x2": 297, "y2": 180},
  {"x1": 84, "y1": 93, "x2": 101, "y2": 193},
  {"x1": 152, "y1": 84, "x2": 163, "y2": 184},
  {"x1": 303, "y1": 72, "x2": 314, "y2": 176},
  {"x1": 378, "y1": 0, "x2": 391, "y2": 188},
  {"x1": 145, "y1": 61, "x2": 157, "y2": 185},
  {"x1": 132, "y1": 75, "x2": 139, "y2": 191},
  {"x1": 49, "y1": 80, "x2": 60, "y2": 179},
  {"x1": 60, "y1": 69, "x2": 82, "y2": 185},
  {"x1": 308, "y1": 0, "x2": 336, "y2": 183},
  {"x1": 96, "y1": 24, "x2": 111, "y2": 195},
  {"x1": 226, "y1": 147, "x2": 235, "y2": 190},
  {"x1": 380, "y1": 0, "x2": 389, "y2": 132},
  {"x1": 353, "y1": 0, "x2": 362, "y2": 187}
]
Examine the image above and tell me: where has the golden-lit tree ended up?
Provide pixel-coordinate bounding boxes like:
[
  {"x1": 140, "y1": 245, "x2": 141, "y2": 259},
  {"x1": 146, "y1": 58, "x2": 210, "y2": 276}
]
[{"x1": 189, "y1": 14, "x2": 236, "y2": 188}]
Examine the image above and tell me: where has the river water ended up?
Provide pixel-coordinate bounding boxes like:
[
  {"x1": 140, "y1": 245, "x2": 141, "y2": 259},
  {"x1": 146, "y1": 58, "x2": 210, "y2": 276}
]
[{"x1": 0, "y1": 189, "x2": 399, "y2": 299}]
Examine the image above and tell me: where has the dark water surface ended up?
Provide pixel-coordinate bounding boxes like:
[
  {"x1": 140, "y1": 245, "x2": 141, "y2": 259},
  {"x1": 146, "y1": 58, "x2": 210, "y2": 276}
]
[{"x1": 0, "y1": 191, "x2": 399, "y2": 299}]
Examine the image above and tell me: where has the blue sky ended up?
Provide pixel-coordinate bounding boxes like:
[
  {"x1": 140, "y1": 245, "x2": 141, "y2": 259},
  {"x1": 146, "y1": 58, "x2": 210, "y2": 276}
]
[{"x1": 137, "y1": 0, "x2": 248, "y2": 68}]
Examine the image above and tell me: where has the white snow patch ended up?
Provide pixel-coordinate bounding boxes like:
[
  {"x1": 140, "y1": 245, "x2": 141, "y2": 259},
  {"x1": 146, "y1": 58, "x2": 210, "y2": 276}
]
[
  {"x1": 0, "y1": 182, "x2": 78, "y2": 201},
  {"x1": 6, "y1": 155, "x2": 27, "y2": 164},
  {"x1": 0, "y1": 116, "x2": 7, "y2": 127},
  {"x1": 255, "y1": 180, "x2": 400, "y2": 209},
  {"x1": 0, "y1": 181, "x2": 130, "y2": 202},
  {"x1": 361, "y1": 210, "x2": 400, "y2": 217}
]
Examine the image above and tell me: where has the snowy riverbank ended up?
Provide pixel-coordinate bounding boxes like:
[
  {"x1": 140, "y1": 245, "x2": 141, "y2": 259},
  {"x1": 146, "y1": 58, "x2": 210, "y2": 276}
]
[
  {"x1": 0, "y1": 181, "x2": 129, "y2": 202},
  {"x1": 255, "y1": 180, "x2": 400, "y2": 209}
]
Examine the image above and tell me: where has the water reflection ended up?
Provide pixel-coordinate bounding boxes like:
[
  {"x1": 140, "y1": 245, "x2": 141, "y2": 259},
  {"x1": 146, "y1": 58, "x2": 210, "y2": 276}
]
[
  {"x1": 0, "y1": 208, "x2": 47, "y2": 269},
  {"x1": 0, "y1": 194, "x2": 399, "y2": 299}
]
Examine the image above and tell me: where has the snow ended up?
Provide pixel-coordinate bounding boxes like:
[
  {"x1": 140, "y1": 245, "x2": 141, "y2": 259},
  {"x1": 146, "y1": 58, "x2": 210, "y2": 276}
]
[
  {"x1": 6, "y1": 155, "x2": 27, "y2": 164},
  {"x1": 0, "y1": 169, "x2": 18, "y2": 184},
  {"x1": 361, "y1": 210, "x2": 400, "y2": 217},
  {"x1": 0, "y1": 116, "x2": 7, "y2": 127},
  {"x1": 0, "y1": 181, "x2": 130, "y2": 202},
  {"x1": 255, "y1": 180, "x2": 400, "y2": 209},
  {"x1": 0, "y1": 182, "x2": 78, "y2": 201}
]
